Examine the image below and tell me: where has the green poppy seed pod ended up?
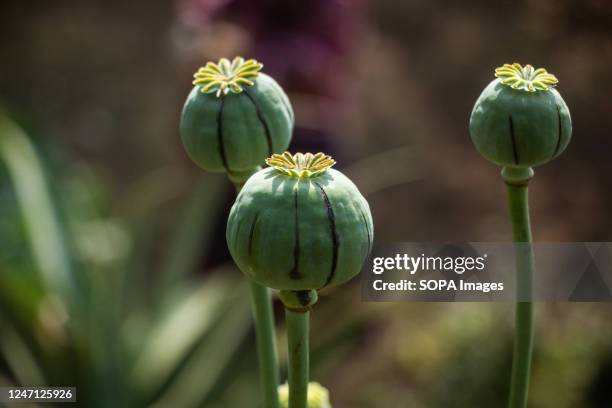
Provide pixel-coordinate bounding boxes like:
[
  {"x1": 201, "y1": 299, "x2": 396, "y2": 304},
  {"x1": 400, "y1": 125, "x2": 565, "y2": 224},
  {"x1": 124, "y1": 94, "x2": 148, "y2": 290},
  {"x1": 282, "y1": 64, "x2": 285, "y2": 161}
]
[
  {"x1": 180, "y1": 57, "x2": 294, "y2": 173},
  {"x1": 470, "y1": 63, "x2": 571, "y2": 170},
  {"x1": 226, "y1": 152, "x2": 373, "y2": 291}
]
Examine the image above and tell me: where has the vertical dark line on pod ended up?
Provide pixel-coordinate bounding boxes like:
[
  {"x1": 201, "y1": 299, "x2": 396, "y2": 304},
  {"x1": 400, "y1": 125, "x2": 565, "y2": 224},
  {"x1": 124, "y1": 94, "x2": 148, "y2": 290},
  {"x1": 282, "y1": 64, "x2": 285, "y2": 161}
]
[
  {"x1": 217, "y1": 97, "x2": 229, "y2": 169},
  {"x1": 289, "y1": 189, "x2": 302, "y2": 280},
  {"x1": 360, "y1": 209, "x2": 371, "y2": 253},
  {"x1": 553, "y1": 105, "x2": 563, "y2": 157},
  {"x1": 315, "y1": 182, "x2": 339, "y2": 288},
  {"x1": 248, "y1": 213, "x2": 259, "y2": 258},
  {"x1": 509, "y1": 115, "x2": 520, "y2": 165},
  {"x1": 243, "y1": 90, "x2": 273, "y2": 155}
]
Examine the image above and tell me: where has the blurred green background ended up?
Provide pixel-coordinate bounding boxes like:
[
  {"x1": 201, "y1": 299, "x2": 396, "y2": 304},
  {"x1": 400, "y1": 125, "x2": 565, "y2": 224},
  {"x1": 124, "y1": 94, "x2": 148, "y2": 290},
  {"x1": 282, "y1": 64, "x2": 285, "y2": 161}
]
[{"x1": 2, "y1": 0, "x2": 612, "y2": 407}]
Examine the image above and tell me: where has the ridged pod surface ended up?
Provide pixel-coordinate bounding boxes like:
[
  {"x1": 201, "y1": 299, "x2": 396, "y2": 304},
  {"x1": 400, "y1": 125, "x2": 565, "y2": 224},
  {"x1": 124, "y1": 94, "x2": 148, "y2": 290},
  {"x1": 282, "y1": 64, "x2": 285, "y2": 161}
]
[
  {"x1": 180, "y1": 57, "x2": 294, "y2": 173},
  {"x1": 470, "y1": 63, "x2": 571, "y2": 168},
  {"x1": 227, "y1": 152, "x2": 373, "y2": 291}
]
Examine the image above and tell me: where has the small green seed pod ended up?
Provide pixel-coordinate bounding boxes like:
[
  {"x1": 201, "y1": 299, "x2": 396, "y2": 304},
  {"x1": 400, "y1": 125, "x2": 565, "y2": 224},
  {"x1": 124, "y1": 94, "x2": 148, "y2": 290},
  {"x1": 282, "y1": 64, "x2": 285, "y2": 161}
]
[
  {"x1": 180, "y1": 57, "x2": 294, "y2": 173},
  {"x1": 278, "y1": 382, "x2": 332, "y2": 408},
  {"x1": 470, "y1": 63, "x2": 571, "y2": 169},
  {"x1": 227, "y1": 152, "x2": 373, "y2": 291}
]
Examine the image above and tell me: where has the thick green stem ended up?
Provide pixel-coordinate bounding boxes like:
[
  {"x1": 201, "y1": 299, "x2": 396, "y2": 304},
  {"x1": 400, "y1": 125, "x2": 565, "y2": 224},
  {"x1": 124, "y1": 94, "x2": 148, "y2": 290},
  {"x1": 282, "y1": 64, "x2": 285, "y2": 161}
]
[
  {"x1": 250, "y1": 281, "x2": 281, "y2": 408},
  {"x1": 228, "y1": 167, "x2": 260, "y2": 191},
  {"x1": 285, "y1": 307, "x2": 310, "y2": 408},
  {"x1": 505, "y1": 173, "x2": 535, "y2": 408},
  {"x1": 231, "y1": 167, "x2": 279, "y2": 408}
]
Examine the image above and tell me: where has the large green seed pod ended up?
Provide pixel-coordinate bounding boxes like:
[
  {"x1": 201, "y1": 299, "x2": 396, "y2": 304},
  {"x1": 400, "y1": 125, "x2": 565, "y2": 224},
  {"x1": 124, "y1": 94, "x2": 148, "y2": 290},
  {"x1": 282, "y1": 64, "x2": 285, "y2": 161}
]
[
  {"x1": 180, "y1": 57, "x2": 294, "y2": 173},
  {"x1": 470, "y1": 63, "x2": 571, "y2": 169},
  {"x1": 227, "y1": 152, "x2": 373, "y2": 291}
]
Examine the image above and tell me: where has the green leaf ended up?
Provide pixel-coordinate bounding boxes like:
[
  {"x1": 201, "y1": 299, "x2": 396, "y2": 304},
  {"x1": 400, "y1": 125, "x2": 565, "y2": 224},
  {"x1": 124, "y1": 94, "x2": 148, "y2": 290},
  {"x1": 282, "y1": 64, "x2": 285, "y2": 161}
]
[
  {"x1": 150, "y1": 279, "x2": 251, "y2": 408},
  {"x1": 0, "y1": 110, "x2": 75, "y2": 306},
  {"x1": 157, "y1": 173, "x2": 229, "y2": 296},
  {"x1": 129, "y1": 269, "x2": 248, "y2": 403}
]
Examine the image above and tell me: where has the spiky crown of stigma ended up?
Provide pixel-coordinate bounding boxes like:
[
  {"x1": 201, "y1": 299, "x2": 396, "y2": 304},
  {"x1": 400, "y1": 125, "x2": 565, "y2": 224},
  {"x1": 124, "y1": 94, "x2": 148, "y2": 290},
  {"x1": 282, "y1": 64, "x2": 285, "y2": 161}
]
[
  {"x1": 495, "y1": 63, "x2": 558, "y2": 92},
  {"x1": 193, "y1": 57, "x2": 263, "y2": 97},
  {"x1": 266, "y1": 152, "x2": 336, "y2": 178}
]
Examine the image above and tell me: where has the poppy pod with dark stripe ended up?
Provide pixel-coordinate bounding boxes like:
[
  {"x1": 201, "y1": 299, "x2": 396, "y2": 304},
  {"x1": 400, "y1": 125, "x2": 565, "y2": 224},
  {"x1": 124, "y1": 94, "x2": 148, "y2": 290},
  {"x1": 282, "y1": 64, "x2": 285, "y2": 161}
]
[
  {"x1": 227, "y1": 152, "x2": 373, "y2": 291},
  {"x1": 470, "y1": 63, "x2": 571, "y2": 169},
  {"x1": 180, "y1": 57, "x2": 294, "y2": 173}
]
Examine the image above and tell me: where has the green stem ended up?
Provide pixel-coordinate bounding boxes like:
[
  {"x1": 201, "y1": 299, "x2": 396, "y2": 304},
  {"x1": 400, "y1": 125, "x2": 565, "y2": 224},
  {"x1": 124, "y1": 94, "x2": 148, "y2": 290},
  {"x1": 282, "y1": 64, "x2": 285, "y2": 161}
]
[
  {"x1": 285, "y1": 307, "x2": 309, "y2": 408},
  {"x1": 231, "y1": 167, "x2": 280, "y2": 408},
  {"x1": 250, "y1": 281, "x2": 281, "y2": 408},
  {"x1": 505, "y1": 173, "x2": 535, "y2": 408},
  {"x1": 228, "y1": 167, "x2": 260, "y2": 192}
]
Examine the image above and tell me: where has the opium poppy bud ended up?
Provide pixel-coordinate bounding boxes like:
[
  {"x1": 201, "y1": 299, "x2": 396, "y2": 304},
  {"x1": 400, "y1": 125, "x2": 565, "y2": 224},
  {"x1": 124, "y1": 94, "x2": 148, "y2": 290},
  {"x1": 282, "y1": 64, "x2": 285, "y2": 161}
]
[
  {"x1": 226, "y1": 152, "x2": 373, "y2": 291},
  {"x1": 470, "y1": 63, "x2": 571, "y2": 173},
  {"x1": 180, "y1": 57, "x2": 294, "y2": 174},
  {"x1": 278, "y1": 382, "x2": 332, "y2": 408}
]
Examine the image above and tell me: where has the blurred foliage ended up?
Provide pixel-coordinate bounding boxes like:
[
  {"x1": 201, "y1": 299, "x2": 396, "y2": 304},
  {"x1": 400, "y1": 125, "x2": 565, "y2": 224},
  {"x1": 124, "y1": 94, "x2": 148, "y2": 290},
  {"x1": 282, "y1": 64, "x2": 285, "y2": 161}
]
[{"x1": 0, "y1": 110, "x2": 255, "y2": 407}]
